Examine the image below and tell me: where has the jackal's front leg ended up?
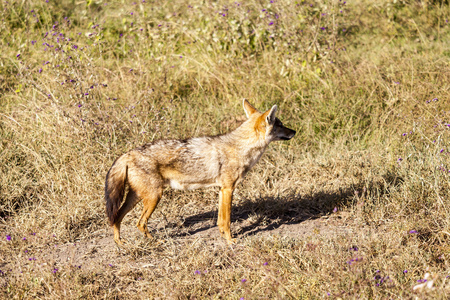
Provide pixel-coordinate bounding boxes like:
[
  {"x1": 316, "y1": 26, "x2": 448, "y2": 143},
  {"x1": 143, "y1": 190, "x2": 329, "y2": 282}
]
[{"x1": 217, "y1": 187, "x2": 235, "y2": 244}]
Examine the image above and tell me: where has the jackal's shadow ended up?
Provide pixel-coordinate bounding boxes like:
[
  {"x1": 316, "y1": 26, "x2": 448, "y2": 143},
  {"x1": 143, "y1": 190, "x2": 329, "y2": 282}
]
[{"x1": 164, "y1": 184, "x2": 365, "y2": 238}]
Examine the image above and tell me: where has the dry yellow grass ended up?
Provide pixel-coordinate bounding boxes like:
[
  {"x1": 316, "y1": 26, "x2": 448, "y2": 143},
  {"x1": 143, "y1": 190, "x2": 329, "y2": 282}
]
[{"x1": 1, "y1": 0, "x2": 449, "y2": 298}]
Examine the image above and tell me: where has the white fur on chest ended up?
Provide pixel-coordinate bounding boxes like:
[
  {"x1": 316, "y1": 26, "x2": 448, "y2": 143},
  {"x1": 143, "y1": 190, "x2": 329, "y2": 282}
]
[{"x1": 242, "y1": 146, "x2": 266, "y2": 169}]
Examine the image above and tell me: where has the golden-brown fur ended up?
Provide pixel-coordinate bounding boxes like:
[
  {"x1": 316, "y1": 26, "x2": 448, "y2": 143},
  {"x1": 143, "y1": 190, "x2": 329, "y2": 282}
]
[{"x1": 105, "y1": 100, "x2": 296, "y2": 245}]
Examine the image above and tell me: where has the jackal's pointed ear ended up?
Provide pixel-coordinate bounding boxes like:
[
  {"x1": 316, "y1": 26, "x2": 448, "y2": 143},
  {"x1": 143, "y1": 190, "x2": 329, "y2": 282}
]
[
  {"x1": 263, "y1": 105, "x2": 277, "y2": 124},
  {"x1": 243, "y1": 99, "x2": 257, "y2": 118}
]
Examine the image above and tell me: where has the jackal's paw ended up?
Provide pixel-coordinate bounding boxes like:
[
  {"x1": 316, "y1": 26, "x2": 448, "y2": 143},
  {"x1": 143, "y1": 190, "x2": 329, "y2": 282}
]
[
  {"x1": 137, "y1": 225, "x2": 154, "y2": 239},
  {"x1": 222, "y1": 236, "x2": 236, "y2": 244},
  {"x1": 227, "y1": 238, "x2": 237, "y2": 244},
  {"x1": 114, "y1": 237, "x2": 127, "y2": 246},
  {"x1": 152, "y1": 238, "x2": 165, "y2": 247},
  {"x1": 144, "y1": 231, "x2": 154, "y2": 239}
]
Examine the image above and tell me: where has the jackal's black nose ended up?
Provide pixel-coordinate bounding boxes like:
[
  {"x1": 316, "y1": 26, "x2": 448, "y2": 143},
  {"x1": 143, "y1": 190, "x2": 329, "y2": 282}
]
[
  {"x1": 281, "y1": 129, "x2": 296, "y2": 140},
  {"x1": 287, "y1": 129, "x2": 296, "y2": 139}
]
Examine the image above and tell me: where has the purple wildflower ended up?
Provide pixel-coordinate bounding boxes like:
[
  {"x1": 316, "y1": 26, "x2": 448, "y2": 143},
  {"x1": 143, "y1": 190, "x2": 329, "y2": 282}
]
[{"x1": 6, "y1": 235, "x2": 11, "y2": 241}]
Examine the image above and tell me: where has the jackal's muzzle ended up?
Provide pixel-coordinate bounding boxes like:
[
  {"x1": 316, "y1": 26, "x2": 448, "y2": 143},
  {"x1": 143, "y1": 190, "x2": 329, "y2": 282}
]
[
  {"x1": 280, "y1": 128, "x2": 296, "y2": 140},
  {"x1": 271, "y1": 118, "x2": 296, "y2": 141}
]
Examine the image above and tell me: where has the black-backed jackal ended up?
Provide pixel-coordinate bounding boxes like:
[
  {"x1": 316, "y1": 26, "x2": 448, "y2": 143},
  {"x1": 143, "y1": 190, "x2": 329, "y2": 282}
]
[{"x1": 105, "y1": 100, "x2": 296, "y2": 245}]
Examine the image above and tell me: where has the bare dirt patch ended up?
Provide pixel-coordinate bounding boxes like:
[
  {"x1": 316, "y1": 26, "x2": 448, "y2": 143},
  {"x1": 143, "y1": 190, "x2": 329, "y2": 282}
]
[{"x1": 4, "y1": 206, "x2": 355, "y2": 277}]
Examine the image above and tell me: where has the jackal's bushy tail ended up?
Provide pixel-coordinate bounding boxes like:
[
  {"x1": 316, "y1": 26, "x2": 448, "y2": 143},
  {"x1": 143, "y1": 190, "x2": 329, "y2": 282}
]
[{"x1": 105, "y1": 155, "x2": 128, "y2": 226}]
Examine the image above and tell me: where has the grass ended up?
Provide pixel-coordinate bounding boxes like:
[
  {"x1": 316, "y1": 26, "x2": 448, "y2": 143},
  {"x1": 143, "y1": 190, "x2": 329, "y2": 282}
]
[{"x1": 0, "y1": 0, "x2": 449, "y2": 298}]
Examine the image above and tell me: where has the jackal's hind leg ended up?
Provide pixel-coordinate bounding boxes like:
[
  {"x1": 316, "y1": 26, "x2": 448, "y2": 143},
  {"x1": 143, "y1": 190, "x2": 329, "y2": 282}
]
[
  {"x1": 136, "y1": 187, "x2": 163, "y2": 239},
  {"x1": 113, "y1": 190, "x2": 140, "y2": 245}
]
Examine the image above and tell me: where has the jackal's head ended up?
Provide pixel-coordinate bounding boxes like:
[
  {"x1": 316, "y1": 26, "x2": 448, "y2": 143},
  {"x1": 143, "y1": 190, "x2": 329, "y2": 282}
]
[{"x1": 243, "y1": 99, "x2": 296, "y2": 143}]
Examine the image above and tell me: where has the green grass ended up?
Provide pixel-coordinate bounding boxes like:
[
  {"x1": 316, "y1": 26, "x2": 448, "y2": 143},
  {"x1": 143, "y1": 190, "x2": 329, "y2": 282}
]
[{"x1": 1, "y1": 0, "x2": 449, "y2": 298}]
